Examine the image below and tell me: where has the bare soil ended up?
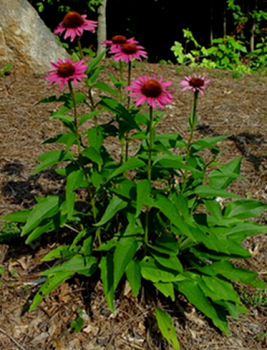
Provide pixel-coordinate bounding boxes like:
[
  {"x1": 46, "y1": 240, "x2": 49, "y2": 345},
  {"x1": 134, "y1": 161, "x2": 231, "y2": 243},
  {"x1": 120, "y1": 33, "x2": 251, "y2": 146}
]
[{"x1": 0, "y1": 61, "x2": 267, "y2": 350}]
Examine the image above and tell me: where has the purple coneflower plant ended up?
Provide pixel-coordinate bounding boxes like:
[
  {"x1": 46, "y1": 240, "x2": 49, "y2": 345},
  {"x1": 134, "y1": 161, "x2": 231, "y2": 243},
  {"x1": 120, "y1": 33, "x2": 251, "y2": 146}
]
[
  {"x1": 102, "y1": 35, "x2": 138, "y2": 49},
  {"x1": 128, "y1": 75, "x2": 173, "y2": 246},
  {"x1": 127, "y1": 75, "x2": 173, "y2": 109},
  {"x1": 54, "y1": 11, "x2": 97, "y2": 58},
  {"x1": 180, "y1": 75, "x2": 210, "y2": 95},
  {"x1": 180, "y1": 74, "x2": 210, "y2": 193},
  {"x1": 45, "y1": 58, "x2": 87, "y2": 91},
  {"x1": 102, "y1": 37, "x2": 141, "y2": 100},
  {"x1": 54, "y1": 11, "x2": 97, "y2": 42},
  {"x1": 110, "y1": 43, "x2": 147, "y2": 63},
  {"x1": 46, "y1": 58, "x2": 88, "y2": 155}
]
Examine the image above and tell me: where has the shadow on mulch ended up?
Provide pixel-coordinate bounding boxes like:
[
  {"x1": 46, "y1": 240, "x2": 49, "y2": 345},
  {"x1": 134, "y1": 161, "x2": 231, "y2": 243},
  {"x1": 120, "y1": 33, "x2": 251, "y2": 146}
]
[
  {"x1": 196, "y1": 123, "x2": 267, "y2": 170},
  {"x1": 1, "y1": 160, "x2": 66, "y2": 208}
]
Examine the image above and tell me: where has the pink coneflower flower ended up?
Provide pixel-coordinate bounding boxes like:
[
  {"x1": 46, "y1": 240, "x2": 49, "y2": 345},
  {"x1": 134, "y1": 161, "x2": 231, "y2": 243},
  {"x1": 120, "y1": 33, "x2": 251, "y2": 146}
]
[
  {"x1": 46, "y1": 58, "x2": 87, "y2": 90},
  {"x1": 110, "y1": 43, "x2": 148, "y2": 63},
  {"x1": 54, "y1": 11, "x2": 97, "y2": 42},
  {"x1": 127, "y1": 75, "x2": 173, "y2": 109},
  {"x1": 101, "y1": 35, "x2": 138, "y2": 48},
  {"x1": 180, "y1": 75, "x2": 210, "y2": 94}
]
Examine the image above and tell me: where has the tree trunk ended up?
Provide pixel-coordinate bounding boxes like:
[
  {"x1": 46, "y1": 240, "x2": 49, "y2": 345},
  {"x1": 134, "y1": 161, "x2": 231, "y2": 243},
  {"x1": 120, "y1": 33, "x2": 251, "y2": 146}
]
[
  {"x1": 210, "y1": 0, "x2": 213, "y2": 44},
  {"x1": 250, "y1": 0, "x2": 258, "y2": 52},
  {"x1": 223, "y1": 0, "x2": 227, "y2": 37},
  {"x1": 97, "y1": 0, "x2": 107, "y2": 56}
]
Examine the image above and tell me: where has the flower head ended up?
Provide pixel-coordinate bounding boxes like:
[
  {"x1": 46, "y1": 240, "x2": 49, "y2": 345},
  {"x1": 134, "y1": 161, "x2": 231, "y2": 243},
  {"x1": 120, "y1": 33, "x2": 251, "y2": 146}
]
[
  {"x1": 110, "y1": 43, "x2": 148, "y2": 63},
  {"x1": 54, "y1": 11, "x2": 97, "y2": 42},
  {"x1": 180, "y1": 75, "x2": 210, "y2": 94},
  {"x1": 46, "y1": 58, "x2": 87, "y2": 90},
  {"x1": 102, "y1": 35, "x2": 138, "y2": 49},
  {"x1": 127, "y1": 75, "x2": 173, "y2": 109}
]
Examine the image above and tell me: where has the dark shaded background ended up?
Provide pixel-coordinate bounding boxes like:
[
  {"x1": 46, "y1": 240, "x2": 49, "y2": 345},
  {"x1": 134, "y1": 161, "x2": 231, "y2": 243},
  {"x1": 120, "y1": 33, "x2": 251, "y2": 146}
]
[{"x1": 31, "y1": 0, "x2": 265, "y2": 62}]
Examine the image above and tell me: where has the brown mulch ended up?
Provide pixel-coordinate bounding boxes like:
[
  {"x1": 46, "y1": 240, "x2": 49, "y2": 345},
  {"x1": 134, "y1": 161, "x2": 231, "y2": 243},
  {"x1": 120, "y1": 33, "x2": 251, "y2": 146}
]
[{"x1": 0, "y1": 60, "x2": 267, "y2": 350}]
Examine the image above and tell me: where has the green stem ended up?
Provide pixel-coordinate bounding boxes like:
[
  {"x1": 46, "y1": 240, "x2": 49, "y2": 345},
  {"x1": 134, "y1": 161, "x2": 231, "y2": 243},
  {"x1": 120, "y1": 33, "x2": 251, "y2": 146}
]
[
  {"x1": 144, "y1": 106, "x2": 153, "y2": 248},
  {"x1": 88, "y1": 88, "x2": 98, "y2": 127},
  {"x1": 125, "y1": 61, "x2": 132, "y2": 162},
  {"x1": 127, "y1": 60, "x2": 132, "y2": 110},
  {"x1": 68, "y1": 80, "x2": 81, "y2": 156},
  {"x1": 119, "y1": 61, "x2": 123, "y2": 103},
  {"x1": 181, "y1": 91, "x2": 199, "y2": 194},
  {"x1": 147, "y1": 106, "x2": 153, "y2": 182},
  {"x1": 77, "y1": 38, "x2": 84, "y2": 59},
  {"x1": 68, "y1": 82, "x2": 101, "y2": 246}
]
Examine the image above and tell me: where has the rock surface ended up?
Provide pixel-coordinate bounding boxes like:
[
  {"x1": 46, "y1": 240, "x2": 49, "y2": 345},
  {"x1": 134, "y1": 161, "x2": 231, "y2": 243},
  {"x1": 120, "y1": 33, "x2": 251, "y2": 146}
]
[{"x1": 0, "y1": 0, "x2": 68, "y2": 74}]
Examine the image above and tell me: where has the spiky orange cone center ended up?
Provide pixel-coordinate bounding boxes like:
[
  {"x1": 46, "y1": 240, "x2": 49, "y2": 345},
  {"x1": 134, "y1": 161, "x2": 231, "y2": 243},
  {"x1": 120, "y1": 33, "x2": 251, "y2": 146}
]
[
  {"x1": 141, "y1": 80, "x2": 163, "y2": 98},
  {"x1": 63, "y1": 11, "x2": 84, "y2": 28},
  {"x1": 112, "y1": 35, "x2": 127, "y2": 44},
  {"x1": 57, "y1": 63, "x2": 75, "y2": 78},
  {"x1": 189, "y1": 77, "x2": 204, "y2": 88},
  {"x1": 121, "y1": 43, "x2": 138, "y2": 54}
]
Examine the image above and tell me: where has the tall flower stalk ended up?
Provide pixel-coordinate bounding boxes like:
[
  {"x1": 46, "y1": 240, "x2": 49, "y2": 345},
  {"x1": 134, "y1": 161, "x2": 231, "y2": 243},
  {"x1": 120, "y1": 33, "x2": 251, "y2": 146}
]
[
  {"x1": 109, "y1": 42, "x2": 148, "y2": 162},
  {"x1": 45, "y1": 57, "x2": 101, "y2": 245},
  {"x1": 128, "y1": 75, "x2": 173, "y2": 247},
  {"x1": 180, "y1": 75, "x2": 210, "y2": 193},
  {"x1": 54, "y1": 11, "x2": 97, "y2": 43},
  {"x1": 68, "y1": 80, "x2": 81, "y2": 156},
  {"x1": 144, "y1": 105, "x2": 154, "y2": 246}
]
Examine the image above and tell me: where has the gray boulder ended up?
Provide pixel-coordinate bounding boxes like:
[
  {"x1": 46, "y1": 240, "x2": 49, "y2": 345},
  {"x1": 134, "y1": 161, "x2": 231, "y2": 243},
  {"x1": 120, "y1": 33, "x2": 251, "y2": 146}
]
[{"x1": 0, "y1": 0, "x2": 68, "y2": 74}]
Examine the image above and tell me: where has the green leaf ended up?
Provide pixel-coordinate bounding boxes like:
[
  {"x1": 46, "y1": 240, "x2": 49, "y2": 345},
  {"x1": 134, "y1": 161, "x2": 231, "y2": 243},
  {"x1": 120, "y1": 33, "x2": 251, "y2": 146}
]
[
  {"x1": 93, "y1": 81, "x2": 119, "y2": 97},
  {"x1": 87, "y1": 127, "x2": 104, "y2": 151},
  {"x1": 148, "y1": 232, "x2": 179, "y2": 256},
  {"x1": 41, "y1": 245, "x2": 72, "y2": 262},
  {"x1": 204, "y1": 200, "x2": 222, "y2": 221},
  {"x1": 111, "y1": 179, "x2": 136, "y2": 200},
  {"x1": 224, "y1": 200, "x2": 267, "y2": 219},
  {"x1": 155, "y1": 307, "x2": 180, "y2": 350},
  {"x1": 33, "y1": 150, "x2": 73, "y2": 174},
  {"x1": 87, "y1": 50, "x2": 106, "y2": 74},
  {"x1": 2, "y1": 209, "x2": 31, "y2": 223},
  {"x1": 151, "y1": 251, "x2": 183, "y2": 272},
  {"x1": 79, "y1": 110, "x2": 104, "y2": 126},
  {"x1": 200, "y1": 275, "x2": 240, "y2": 303},
  {"x1": 156, "y1": 195, "x2": 195, "y2": 240},
  {"x1": 193, "y1": 185, "x2": 239, "y2": 198},
  {"x1": 198, "y1": 261, "x2": 267, "y2": 289},
  {"x1": 153, "y1": 155, "x2": 200, "y2": 173},
  {"x1": 113, "y1": 237, "x2": 139, "y2": 291},
  {"x1": 106, "y1": 158, "x2": 146, "y2": 182},
  {"x1": 95, "y1": 196, "x2": 128, "y2": 226},
  {"x1": 82, "y1": 147, "x2": 103, "y2": 166},
  {"x1": 66, "y1": 170, "x2": 84, "y2": 219},
  {"x1": 191, "y1": 225, "x2": 251, "y2": 257},
  {"x1": 136, "y1": 180, "x2": 151, "y2": 217},
  {"x1": 100, "y1": 253, "x2": 115, "y2": 312},
  {"x1": 155, "y1": 133, "x2": 186, "y2": 148},
  {"x1": 154, "y1": 282, "x2": 175, "y2": 301},
  {"x1": 140, "y1": 257, "x2": 183, "y2": 283},
  {"x1": 43, "y1": 132, "x2": 77, "y2": 150},
  {"x1": 171, "y1": 194, "x2": 193, "y2": 225},
  {"x1": 125, "y1": 260, "x2": 141, "y2": 297},
  {"x1": 209, "y1": 157, "x2": 242, "y2": 189},
  {"x1": 100, "y1": 97, "x2": 139, "y2": 129},
  {"x1": 51, "y1": 114, "x2": 76, "y2": 132},
  {"x1": 30, "y1": 271, "x2": 73, "y2": 311},
  {"x1": 88, "y1": 65, "x2": 105, "y2": 84},
  {"x1": 175, "y1": 279, "x2": 229, "y2": 334},
  {"x1": 41, "y1": 254, "x2": 97, "y2": 277},
  {"x1": 22, "y1": 196, "x2": 63, "y2": 236},
  {"x1": 25, "y1": 212, "x2": 67, "y2": 243},
  {"x1": 191, "y1": 135, "x2": 230, "y2": 152},
  {"x1": 220, "y1": 222, "x2": 267, "y2": 241}
]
